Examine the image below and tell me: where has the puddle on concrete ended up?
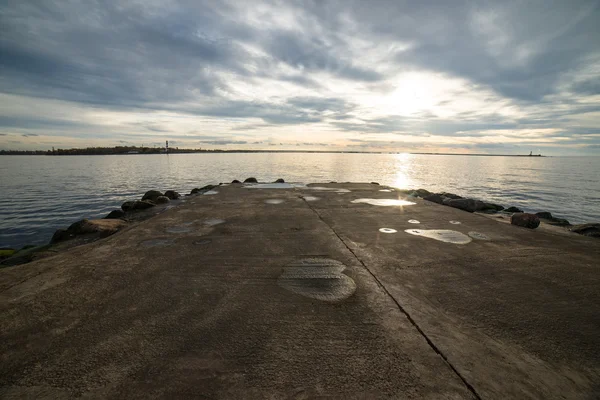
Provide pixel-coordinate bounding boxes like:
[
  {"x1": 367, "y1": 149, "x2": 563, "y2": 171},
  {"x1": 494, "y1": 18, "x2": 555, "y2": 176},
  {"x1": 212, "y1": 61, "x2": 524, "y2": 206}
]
[
  {"x1": 265, "y1": 199, "x2": 284, "y2": 204},
  {"x1": 405, "y1": 229, "x2": 472, "y2": 244},
  {"x1": 449, "y1": 220, "x2": 462, "y2": 225},
  {"x1": 245, "y1": 183, "x2": 297, "y2": 189},
  {"x1": 351, "y1": 198, "x2": 416, "y2": 207},
  {"x1": 309, "y1": 187, "x2": 351, "y2": 193},
  {"x1": 194, "y1": 239, "x2": 212, "y2": 245},
  {"x1": 203, "y1": 190, "x2": 219, "y2": 195},
  {"x1": 301, "y1": 196, "x2": 320, "y2": 201},
  {"x1": 379, "y1": 189, "x2": 393, "y2": 192},
  {"x1": 408, "y1": 219, "x2": 420, "y2": 224},
  {"x1": 140, "y1": 238, "x2": 175, "y2": 248},
  {"x1": 165, "y1": 226, "x2": 193, "y2": 234},
  {"x1": 278, "y1": 258, "x2": 356, "y2": 302},
  {"x1": 468, "y1": 231, "x2": 490, "y2": 240},
  {"x1": 379, "y1": 228, "x2": 397, "y2": 233},
  {"x1": 203, "y1": 218, "x2": 225, "y2": 226}
]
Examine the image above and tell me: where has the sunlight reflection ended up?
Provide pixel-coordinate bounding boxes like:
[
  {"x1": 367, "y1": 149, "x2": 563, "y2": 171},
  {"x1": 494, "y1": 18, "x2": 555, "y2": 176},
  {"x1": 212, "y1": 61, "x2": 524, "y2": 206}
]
[{"x1": 393, "y1": 153, "x2": 413, "y2": 189}]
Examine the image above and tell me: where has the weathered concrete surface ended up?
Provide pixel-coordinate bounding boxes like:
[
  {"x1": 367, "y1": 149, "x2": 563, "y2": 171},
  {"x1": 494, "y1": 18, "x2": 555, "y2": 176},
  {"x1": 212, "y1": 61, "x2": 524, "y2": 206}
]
[{"x1": 1, "y1": 183, "x2": 599, "y2": 399}]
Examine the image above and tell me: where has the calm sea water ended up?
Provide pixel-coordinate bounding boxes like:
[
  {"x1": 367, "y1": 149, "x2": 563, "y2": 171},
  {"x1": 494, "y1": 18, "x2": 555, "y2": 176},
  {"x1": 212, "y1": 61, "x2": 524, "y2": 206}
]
[{"x1": 1, "y1": 153, "x2": 599, "y2": 249}]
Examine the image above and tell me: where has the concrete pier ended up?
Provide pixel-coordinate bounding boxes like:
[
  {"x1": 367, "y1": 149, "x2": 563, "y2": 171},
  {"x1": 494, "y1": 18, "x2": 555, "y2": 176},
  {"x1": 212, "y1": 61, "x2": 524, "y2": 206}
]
[{"x1": 1, "y1": 183, "x2": 599, "y2": 399}]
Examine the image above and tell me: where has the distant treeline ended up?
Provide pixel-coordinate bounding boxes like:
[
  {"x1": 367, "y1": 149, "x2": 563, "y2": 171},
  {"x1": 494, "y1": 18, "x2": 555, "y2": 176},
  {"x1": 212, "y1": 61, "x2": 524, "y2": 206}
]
[{"x1": 1, "y1": 146, "x2": 210, "y2": 155}]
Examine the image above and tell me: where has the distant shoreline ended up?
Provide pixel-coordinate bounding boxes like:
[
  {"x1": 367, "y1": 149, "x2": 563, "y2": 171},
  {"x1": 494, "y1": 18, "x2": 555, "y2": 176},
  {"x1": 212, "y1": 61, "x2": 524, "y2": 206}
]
[{"x1": 0, "y1": 148, "x2": 547, "y2": 157}]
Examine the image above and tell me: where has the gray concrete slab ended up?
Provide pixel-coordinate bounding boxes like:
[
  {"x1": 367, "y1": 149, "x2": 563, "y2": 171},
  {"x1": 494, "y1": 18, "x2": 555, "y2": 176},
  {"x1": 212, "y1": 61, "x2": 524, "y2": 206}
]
[{"x1": 1, "y1": 182, "x2": 599, "y2": 399}]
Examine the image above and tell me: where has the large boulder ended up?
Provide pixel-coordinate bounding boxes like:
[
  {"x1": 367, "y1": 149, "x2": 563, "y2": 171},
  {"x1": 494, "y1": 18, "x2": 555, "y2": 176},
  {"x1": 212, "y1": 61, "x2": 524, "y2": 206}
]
[
  {"x1": 570, "y1": 223, "x2": 600, "y2": 238},
  {"x1": 190, "y1": 185, "x2": 216, "y2": 194},
  {"x1": 155, "y1": 196, "x2": 170, "y2": 204},
  {"x1": 141, "y1": 190, "x2": 163, "y2": 202},
  {"x1": 244, "y1": 177, "x2": 258, "y2": 183},
  {"x1": 163, "y1": 190, "x2": 181, "y2": 200},
  {"x1": 511, "y1": 213, "x2": 540, "y2": 229},
  {"x1": 423, "y1": 193, "x2": 447, "y2": 205},
  {"x1": 51, "y1": 219, "x2": 128, "y2": 243},
  {"x1": 415, "y1": 188, "x2": 432, "y2": 198},
  {"x1": 231, "y1": 179, "x2": 241, "y2": 184},
  {"x1": 478, "y1": 202, "x2": 505, "y2": 213},
  {"x1": 535, "y1": 211, "x2": 571, "y2": 226},
  {"x1": 275, "y1": 178, "x2": 285, "y2": 183},
  {"x1": 440, "y1": 192, "x2": 463, "y2": 200},
  {"x1": 445, "y1": 198, "x2": 478, "y2": 213},
  {"x1": 104, "y1": 209, "x2": 125, "y2": 219}
]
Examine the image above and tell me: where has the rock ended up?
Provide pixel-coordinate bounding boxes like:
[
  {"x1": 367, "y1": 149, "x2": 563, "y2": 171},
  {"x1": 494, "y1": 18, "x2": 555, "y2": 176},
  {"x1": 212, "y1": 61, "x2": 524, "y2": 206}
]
[
  {"x1": 51, "y1": 219, "x2": 128, "y2": 243},
  {"x1": 231, "y1": 180, "x2": 241, "y2": 184},
  {"x1": 511, "y1": 213, "x2": 540, "y2": 229},
  {"x1": 415, "y1": 189, "x2": 432, "y2": 198},
  {"x1": 477, "y1": 203, "x2": 505, "y2": 213},
  {"x1": 535, "y1": 212, "x2": 553, "y2": 219},
  {"x1": 535, "y1": 211, "x2": 571, "y2": 226},
  {"x1": 440, "y1": 192, "x2": 463, "y2": 200},
  {"x1": 141, "y1": 190, "x2": 163, "y2": 202},
  {"x1": 163, "y1": 190, "x2": 180, "y2": 200},
  {"x1": 423, "y1": 194, "x2": 447, "y2": 205},
  {"x1": 132, "y1": 200, "x2": 155, "y2": 210},
  {"x1": 190, "y1": 185, "x2": 216, "y2": 194},
  {"x1": 505, "y1": 206, "x2": 524, "y2": 213},
  {"x1": 370, "y1": 182, "x2": 379, "y2": 185},
  {"x1": 121, "y1": 201, "x2": 135, "y2": 212},
  {"x1": 155, "y1": 196, "x2": 170, "y2": 204},
  {"x1": 104, "y1": 210, "x2": 125, "y2": 219},
  {"x1": 445, "y1": 198, "x2": 478, "y2": 213},
  {"x1": 244, "y1": 177, "x2": 258, "y2": 183},
  {"x1": 275, "y1": 178, "x2": 285, "y2": 183},
  {"x1": 0, "y1": 248, "x2": 16, "y2": 260},
  {"x1": 570, "y1": 223, "x2": 600, "y2": 238}
]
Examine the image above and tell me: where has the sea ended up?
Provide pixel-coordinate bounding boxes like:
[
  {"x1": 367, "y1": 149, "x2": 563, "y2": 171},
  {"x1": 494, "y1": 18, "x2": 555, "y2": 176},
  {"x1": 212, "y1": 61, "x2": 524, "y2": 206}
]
[{"x1": 1, "y1": 153, "x2": 599, "y2": 249}]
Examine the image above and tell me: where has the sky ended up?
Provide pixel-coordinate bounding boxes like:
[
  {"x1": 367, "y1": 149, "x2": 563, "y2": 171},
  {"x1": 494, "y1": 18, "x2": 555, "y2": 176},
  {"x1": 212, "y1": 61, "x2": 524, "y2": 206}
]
[{"x1": 1, "y1": 0, "x2": 599, "y2": 155}]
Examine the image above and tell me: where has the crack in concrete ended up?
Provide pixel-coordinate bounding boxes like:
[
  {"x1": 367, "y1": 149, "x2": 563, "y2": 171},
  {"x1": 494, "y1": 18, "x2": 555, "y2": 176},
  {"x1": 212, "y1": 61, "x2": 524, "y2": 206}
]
[{"x1": 302, "y1": 199, "x2": 482, "y2": 400}]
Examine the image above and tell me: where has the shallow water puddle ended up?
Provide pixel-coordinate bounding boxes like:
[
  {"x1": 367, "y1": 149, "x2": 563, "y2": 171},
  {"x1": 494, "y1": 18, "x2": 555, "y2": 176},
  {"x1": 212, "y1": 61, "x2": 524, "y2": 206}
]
[
  {"x1": 246, "y1": 183, "x2": 297, "y2": 189},
  {"x1": 408, "y1": 219, "x2": 420, "y2": 224},
  {"x1": 140, "y1": 238, "x2": 175, "y2": 248},
  {"x1": 265, "y1": 199, "x2": 284, "y2": 204},
  {"x1": 379, "y1": 228, "x2": 397, "y2": 233},
  {"x1": 351, "y1": 198, "x2": 416, "y2": 207},
  {"x1": 278, "y1": 258, "x2": 356, "y2": 302},
  {"x1": 194, "y1": 239, "x2": 212, "y2": 245},
  {"x1": 309, "y1": 187, "x2": 351, "y2": 193},
  {"x1": 449, "y1": 220, "x2": 461, "y2": 225},
  {"x1": 468, "y1": 231, "x2": 490, "y2": 240},
  {"x1": 203, "y1": 190, "x2": 219, "y2": 195},
  {"x1": 301, "y1": 196, "x2": 319, "y2": 201},
  {"x1": 165, "y1": 226, "x2": 193, "y2": 234},
  {"x1": 405, "y1": 229, "x2": 472, "y2": 244},
  {"x1": 203, "y1": 218, "x2": 225, "y2": 226},
  {"x1": 379, "y1": 189, "x2": 393, "y2": 192}
]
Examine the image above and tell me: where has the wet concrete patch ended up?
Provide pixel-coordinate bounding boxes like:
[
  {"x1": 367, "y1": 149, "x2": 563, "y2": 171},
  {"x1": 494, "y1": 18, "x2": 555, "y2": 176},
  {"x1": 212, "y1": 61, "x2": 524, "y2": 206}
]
[
  {"x1": 203, "y1": 190, "x2": 219, "y2": 195},
  {"x1": 139, "y1": 238, "x2": 175, "y2": 248},
  {"x1": 203, "y1": 219, "x2": 225, "y2": 226},
  {"x1": 351, "y1": 198, "x2": 416, "y2": 207},
  {"x1": 408, "y1": 219, "x2": 420, "y2": 224},
  {"x1": 245, "y1": 183, "x2": 296, "y2": 189},
  {"x1": 405, "y1": 229, "x2": 472, "y2": 244},
  {"x1": 379, "y1": 228, "x2": 397, "y2": 233},
  {"x1": 165, "y1": 226, "x2": 193, "y2": 234},
  {"x1": 194, "y1": 239, "x2": 212, "y2": 245},
  {"x1": 449, "y1": 220, "x2": 462, "y2": 225},
  {"x1": 265, "y1": 199, "x2": 284, "y2": 204},
  {"x1": 468, "y1": 231, "x2": 490, "y2": 240},
  {"x1": 277, "y1": 258, "x2": 356, "y2": 302}
]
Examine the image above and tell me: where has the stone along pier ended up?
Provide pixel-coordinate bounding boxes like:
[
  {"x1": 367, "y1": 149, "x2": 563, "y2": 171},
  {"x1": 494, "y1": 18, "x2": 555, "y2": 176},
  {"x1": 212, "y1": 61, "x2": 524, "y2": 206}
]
[{"x1": 1, "y1": 183, "x2": 599, "y2": 399}]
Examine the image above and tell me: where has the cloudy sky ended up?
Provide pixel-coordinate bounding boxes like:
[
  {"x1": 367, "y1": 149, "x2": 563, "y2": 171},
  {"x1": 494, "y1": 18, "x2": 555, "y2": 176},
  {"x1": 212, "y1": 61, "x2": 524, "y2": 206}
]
[{"x1": 1, "y1": 0, "x2": 599, "y2": 154}]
